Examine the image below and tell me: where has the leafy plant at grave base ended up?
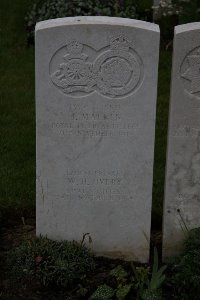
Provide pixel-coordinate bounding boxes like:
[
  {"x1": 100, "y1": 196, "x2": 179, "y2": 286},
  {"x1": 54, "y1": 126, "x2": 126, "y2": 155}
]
[
  {"x1": 110, "y1": 265, "x2": 132, "y2": 300},
  {"x1": 110, "y1": 265, "x2": 129, "y2": 283},
  {"x1": 8, "y1": 236, "x2": 95, "y2": 288},
  {"x1": 131, "y1": 265, "x2": 150, "y2": 299},
  {"x1": 90, "y1": 248, "x2": 167, "y2": 300},
  {"x1": 140, "y1": 248, "x2": 167, "y2": 300},
  {"x1": 89, "y1": 265, "x2": 132, "y2": 300},
  {"x1": 90, "y1": 264, "x2": 150, "y2": 300},
  {"x1": 89, "y1": 284, "x2": 115, "y2": 300},
  {"x1": 169, "y1": 227, "x2": 200, "y2": 300},
  {"x1": 184, "y1": 227, "x2": 200, "y2": 251}
]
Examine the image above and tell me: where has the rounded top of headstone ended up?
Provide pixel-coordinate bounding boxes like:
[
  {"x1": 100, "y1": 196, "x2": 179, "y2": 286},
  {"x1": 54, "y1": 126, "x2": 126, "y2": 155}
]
[
  {"x1": 35, "y1": 16, "x2": 159, "y2": 33},
  {"x1": 175, "y1": 22, "x2": 200, "y2": 35}
]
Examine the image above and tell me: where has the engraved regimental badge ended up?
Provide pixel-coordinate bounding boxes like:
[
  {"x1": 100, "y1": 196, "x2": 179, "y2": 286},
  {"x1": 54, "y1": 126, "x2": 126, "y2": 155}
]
[
  {"x1": 49, "y1": 33, "x2": 143, "y2": 98},
  {"x1": 180, "y1": 47, "x2": 200, "y2": 98}
]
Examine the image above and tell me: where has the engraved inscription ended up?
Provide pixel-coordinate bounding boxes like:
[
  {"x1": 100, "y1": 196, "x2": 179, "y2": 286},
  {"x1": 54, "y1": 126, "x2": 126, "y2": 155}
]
[
  {"x1": 50, "y1": 33, "x2": 143, "y2": 98},
  {"x1": 38, "y1": 102, "x2": 141, "y2": 160},
  {"x1": 180, "y1": 46, "x2": 200, "y2": 98},
  {"x1": 172, "y1": 125, "x2": 200, "y2": 137},
  {"x1": 50, "y1": 104, "x2": 140, "y2": 138},
  {"x1": 58, "y1": 169, "x2": 132, "y2": 202},
  {"x1": 51, "y1": 121, "x2": 139, "y2": 138}
]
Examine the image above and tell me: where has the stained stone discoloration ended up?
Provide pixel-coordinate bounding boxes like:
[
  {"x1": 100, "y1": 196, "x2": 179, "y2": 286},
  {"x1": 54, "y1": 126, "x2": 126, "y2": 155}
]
[
  {"x1": 35, "y1": 16, "x2": 159, "y2": 262},
  {"x1": 163, "y1": 23, "x2": 200, "y2": 260}
]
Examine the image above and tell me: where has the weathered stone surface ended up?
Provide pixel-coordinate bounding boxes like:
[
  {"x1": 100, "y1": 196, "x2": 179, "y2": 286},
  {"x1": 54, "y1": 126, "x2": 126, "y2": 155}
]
[
  {"x1": 35, "y1": 16, "x2": 159, "y2": 262},
  {"x1": 163, "y1": 23, "x2": 200, "y2": 259}
]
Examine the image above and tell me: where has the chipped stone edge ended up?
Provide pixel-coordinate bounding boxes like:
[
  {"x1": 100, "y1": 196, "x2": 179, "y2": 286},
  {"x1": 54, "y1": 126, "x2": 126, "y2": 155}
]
[{"x1": 35, "y1": 16, "x2": 159, "y2": 33}]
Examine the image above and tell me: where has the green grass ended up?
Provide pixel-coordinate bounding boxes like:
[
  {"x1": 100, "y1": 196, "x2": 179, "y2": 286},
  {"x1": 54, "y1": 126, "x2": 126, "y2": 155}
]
[
  {"x1": 152, "y1": 51, "x2": 172, "y2": 227},
  {"x1": 0, "y1": 0, "x2": 36, "y2": 209},
  {"x1": 0, "y1": 1, "x2": 172, "y2": 227}
]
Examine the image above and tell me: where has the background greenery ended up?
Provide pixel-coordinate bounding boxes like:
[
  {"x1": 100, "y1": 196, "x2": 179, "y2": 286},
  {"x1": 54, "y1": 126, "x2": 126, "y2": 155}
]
[
  {"x1": 0, "y1": 0, "x2": 171, "y2": 228},
  {"x1": 0, "y1": 0, "x2": 36, "y2": 211}
]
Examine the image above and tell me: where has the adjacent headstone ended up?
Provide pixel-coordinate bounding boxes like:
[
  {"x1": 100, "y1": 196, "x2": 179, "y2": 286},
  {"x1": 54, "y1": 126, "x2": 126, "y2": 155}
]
[
  {"x1": 163, "y1": 23, "x2": 200, "y2": 259},
  {"x1": 35, "y1": 16, "x2": 159, "y2": 262}
]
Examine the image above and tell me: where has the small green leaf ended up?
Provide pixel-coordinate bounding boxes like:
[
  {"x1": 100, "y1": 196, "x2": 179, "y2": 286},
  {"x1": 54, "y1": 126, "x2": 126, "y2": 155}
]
[
  {"x1": 116, "y1": 284, "x2": 132, "y2": 300},
  {"x1": 89, "y1": 284, "x2": 115, "y2": 300},
  {"x1": 149, "y1": 248, "x2": 167, "y2": 290},
  {"x1": 152, "y1": 247, "x2": 159, "y2": 275},
  {"x1": 110, "y1": 265, "x2": 128, "y2": 281},
  {"x1": 77, "y1": 287, "x2": 88, "y2": 296}
]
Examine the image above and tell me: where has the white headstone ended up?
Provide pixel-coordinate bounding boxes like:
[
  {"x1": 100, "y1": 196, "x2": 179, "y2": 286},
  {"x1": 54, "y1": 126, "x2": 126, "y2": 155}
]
[
  {"x1": 35, "y1": 16, "x2": 159, "y2": 262},
  {"x1": 163, "y1": 23, "x2": 200, "y2": 259}
]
